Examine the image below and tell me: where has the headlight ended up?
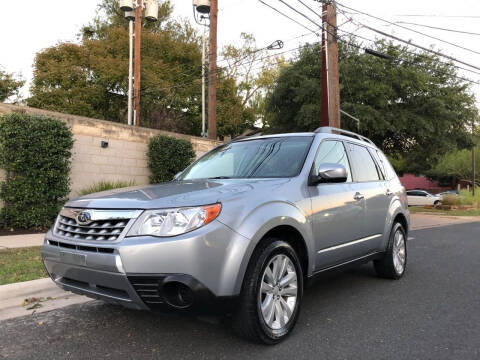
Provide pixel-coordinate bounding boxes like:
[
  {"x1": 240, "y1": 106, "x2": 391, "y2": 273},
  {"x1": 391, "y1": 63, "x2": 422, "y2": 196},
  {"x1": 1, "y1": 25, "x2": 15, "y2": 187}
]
[{"x1": 127, "y1": 203, "x2": 221, "y2": 237}]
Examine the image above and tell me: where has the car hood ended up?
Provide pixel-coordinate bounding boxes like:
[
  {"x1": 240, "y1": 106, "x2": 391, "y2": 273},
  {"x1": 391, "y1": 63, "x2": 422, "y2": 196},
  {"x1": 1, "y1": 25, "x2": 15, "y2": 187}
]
[{"x1": 66, "y1": 179, "x2": 291, "y2": 209}]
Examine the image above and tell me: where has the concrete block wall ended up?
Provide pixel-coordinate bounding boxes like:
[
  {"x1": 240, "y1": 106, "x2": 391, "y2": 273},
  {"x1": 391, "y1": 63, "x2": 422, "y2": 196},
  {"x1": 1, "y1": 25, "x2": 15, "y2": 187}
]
[{"x1": 0, "y1": 104, "x2": 222, "y2": 198}]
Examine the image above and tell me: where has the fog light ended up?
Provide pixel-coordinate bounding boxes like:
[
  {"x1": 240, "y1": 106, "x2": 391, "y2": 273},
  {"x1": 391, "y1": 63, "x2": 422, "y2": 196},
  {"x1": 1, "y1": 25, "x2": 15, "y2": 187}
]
[{"x1": 163, "y1": 281, "x2": 194, "y2": 308}]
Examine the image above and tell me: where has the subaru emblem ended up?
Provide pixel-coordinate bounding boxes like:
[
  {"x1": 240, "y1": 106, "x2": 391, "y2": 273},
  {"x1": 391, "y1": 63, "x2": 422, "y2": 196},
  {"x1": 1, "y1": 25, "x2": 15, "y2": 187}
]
[{"x1": 76, "y1": 211, "x2": 92, "y2": 225}]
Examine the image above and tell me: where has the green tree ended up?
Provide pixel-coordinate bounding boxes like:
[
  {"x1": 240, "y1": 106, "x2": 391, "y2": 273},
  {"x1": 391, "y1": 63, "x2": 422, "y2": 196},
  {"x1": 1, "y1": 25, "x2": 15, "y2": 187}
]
[
  {"x1": 27, "y1": 1, "x2": 252, "y2": 139},
  {"x1": 433, "y1": 146, "x2": 479, "y2": 181},
  {"x1": 28, "y1": 2, "x2": 203, "y2": 134},
  {"x1": 266, "y1": 41, "x2": 478, "y2": 173},
  {"x1": 221, "y1": 33, "x2": 286, "y2": 131},
  {"x1": 0, "y1": 69, "x2": 24, "y2": 102}
]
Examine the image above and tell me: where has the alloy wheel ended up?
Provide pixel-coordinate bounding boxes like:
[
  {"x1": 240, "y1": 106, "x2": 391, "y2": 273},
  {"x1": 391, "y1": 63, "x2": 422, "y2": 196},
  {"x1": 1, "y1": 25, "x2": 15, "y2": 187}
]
[
  {"x1": 392, "y1": 230, "x2": 406, "y2": 275},
  {"x1": 259, "y1": 254, "x2": 298, "y2": 330}
]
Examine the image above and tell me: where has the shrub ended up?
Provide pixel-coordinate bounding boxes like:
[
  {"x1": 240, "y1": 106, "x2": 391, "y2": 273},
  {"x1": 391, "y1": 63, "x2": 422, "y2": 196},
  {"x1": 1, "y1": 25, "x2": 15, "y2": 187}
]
[
  {"x1": 79, "y1": 180, "x2": 136, "y2": 196},
  {"x1": 458, "y1": 189, "x2": 480, "y2": 206},
  {"x1": 0, "y1": 113, "x2": 73, "y2": 230},
  {"x1": 148, "y1": 135, "x2": 195, "y2": 183},
  {"x1": 441, "y1": 194, "x2": 461, "y2": 206}
]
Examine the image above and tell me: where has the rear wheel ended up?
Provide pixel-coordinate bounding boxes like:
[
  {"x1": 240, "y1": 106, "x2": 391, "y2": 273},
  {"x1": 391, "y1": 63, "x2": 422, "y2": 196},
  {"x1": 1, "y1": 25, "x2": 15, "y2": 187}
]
[
  {"x1": 374, "y1": 222, "x2": 407, "y2": 279},
  {"x1": 232, "y1": 239, "x2": 303, "y2": 344}
]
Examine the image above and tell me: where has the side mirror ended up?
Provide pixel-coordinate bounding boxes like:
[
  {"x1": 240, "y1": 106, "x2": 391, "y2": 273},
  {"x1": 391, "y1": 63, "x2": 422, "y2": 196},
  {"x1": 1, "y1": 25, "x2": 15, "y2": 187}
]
[{"x1": 311, "y1": 163, "x2": 347, "y2": 184}]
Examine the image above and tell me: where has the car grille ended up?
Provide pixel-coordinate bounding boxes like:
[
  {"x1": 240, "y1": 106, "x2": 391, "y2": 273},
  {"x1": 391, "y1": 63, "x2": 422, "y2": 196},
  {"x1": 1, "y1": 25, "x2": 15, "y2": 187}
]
[
  {"x1": 55, "y1": 216, "x2": 128, "y2": 241},
  {"x1": 53, "y1": 207, "x2": 142, "y2": 241}
]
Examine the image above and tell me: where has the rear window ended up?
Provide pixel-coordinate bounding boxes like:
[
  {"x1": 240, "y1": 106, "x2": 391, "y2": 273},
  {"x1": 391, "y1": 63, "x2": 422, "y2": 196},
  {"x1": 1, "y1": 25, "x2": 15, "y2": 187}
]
[
  {"x1": 375, "y1": 150, "x2": 397, "y2": 180},
  {"x1": 347, "y1": 143, "x2": 380, "y2": 182}
]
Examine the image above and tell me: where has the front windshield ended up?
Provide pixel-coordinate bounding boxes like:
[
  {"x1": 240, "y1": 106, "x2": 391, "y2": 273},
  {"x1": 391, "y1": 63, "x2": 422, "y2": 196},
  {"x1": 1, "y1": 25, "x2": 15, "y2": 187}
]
[{"x1": 179, "y1": 136, "x2": 313, "y2": 180}]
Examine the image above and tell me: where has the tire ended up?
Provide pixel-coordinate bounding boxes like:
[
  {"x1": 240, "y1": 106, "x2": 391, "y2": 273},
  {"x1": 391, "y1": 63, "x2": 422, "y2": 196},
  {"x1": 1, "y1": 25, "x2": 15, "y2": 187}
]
[
  {"x1": 434, "y1": 200, "x2": 440, "y2": 206},
  {"x1": 232, "y1": 238, "x2": 303, "y2": 344},
  {"x1": 374, "y1": 222, "x2": 407, "y2": 279}
]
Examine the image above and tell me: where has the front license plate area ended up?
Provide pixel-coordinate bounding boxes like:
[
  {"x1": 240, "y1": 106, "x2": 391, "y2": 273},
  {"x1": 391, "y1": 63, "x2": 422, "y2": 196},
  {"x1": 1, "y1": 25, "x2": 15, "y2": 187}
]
[{"x1": 60, "y1": 251, "x2": 87, "y2": 266}]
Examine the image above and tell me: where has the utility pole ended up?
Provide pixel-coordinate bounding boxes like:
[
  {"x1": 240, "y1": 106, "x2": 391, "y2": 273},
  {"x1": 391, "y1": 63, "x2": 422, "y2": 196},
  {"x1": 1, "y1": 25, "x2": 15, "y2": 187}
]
[
  {"x1": 127, "y1": 18, "x2": 134, "y2": 126},
  {"x1": 134, "y1": 0, "x2": 143, "y2": 127},
  {"x1": 201, "y1": 28, "x2": 207, "y2": 137},
  {"x1": 208, "y1": 0, "x2": 218, "y2": 140},
  {"x1": 320, "y1": 1, "x2": 340, "y2": 128},
  {"x1": 473, "y1": 118, "x2": 476, "y2": 195}
]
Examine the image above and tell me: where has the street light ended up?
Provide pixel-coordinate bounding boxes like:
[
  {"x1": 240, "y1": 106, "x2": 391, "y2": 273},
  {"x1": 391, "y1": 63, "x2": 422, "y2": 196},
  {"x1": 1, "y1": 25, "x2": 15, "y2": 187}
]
[{"x1": 122, "y1": 0, "x2": 158, "y2": 126}]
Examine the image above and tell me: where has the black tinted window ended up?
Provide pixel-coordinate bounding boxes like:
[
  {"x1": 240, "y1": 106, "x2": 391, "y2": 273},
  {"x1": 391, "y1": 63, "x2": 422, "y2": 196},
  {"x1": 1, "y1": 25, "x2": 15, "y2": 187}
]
[
  {"x1": 313, "y1": 140, "x2": 352, "y2": 182},
  {"x1": 348, "y1": 144, "x2": 380, "y2": 182}
]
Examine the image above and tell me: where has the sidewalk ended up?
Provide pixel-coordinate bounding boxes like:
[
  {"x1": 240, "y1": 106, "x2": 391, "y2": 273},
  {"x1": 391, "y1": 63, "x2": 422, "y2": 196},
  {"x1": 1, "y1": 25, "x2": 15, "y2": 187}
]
[
  {"x1": 410, "y1": 213, "x2": 480, "y2": 230},
  {"x1": 0, "y1": 232, "x2": 90, "y2": 321},
  {"x1": 0, "y1": 233, "x2": 45, "y2": 249},
  {"x1": 0, "y1": 278, "x2": 90, "y2": 321}
]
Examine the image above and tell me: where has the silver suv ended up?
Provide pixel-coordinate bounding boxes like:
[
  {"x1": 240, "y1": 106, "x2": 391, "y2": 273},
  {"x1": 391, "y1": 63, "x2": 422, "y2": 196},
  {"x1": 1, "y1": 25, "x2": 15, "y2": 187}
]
[{"x1": 42, "y1": 127, "x2": 409, "y2": 344}]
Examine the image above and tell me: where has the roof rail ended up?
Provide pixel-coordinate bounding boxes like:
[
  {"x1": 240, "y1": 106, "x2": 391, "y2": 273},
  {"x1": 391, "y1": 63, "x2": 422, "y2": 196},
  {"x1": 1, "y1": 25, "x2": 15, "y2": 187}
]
[{"x1": 314, "y1": 127, "x2": 375, "y2": 146}]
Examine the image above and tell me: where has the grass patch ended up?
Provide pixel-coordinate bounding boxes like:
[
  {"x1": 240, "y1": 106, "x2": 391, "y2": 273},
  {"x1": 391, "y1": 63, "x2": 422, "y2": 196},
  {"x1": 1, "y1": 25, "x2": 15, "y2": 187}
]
[
  {"x1": 409, "y1": 206, "x2": 480, "y2": 216},
  {"x1": 79, "y1": 180, "x2": 135, "y2": 196},
  {"x1": 0, "y1": 246, "x2": 47, "y2": 285}
]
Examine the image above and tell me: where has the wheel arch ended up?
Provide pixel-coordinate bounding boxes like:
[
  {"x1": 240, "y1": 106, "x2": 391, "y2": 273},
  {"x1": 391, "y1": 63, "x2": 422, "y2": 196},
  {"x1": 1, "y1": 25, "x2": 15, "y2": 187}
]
[
  {"x1": 259, "y1": 225, "x2": 309, "y2": 281},
  {"x1": 393, "y1": 212, "x2": 409, "y2": 236},
  {"x1": 232, "y1": 213, "x2": 314, "y2": 295}
]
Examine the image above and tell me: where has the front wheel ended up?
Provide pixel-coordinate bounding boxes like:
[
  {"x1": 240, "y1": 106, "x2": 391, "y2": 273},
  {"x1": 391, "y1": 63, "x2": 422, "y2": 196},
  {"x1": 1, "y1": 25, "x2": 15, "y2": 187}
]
[
  {"x1": 232, "y1": 239, "x2": 303, "y2": 344},
  {"x1": 374, "y1": 222, "x2": 407, "y2": 279}
]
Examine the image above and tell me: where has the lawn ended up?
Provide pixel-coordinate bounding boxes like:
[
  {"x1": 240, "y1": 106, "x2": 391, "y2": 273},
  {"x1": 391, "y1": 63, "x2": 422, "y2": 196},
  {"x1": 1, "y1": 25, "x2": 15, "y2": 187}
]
[
  {"x1": 408, "y1": 206, "x2": 480, "y2": 217},
  {"x1": 0, "y1": 246, "x2": 48, "y2": 285}
]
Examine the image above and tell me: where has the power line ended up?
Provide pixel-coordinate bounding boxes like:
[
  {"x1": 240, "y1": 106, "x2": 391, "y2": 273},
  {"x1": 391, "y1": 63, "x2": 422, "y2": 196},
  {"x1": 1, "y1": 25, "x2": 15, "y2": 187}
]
[
  {"x1": 338, "y1": 37, "x2": 480, "y2": 86},
  {"x1": 258, "y1": 0, "x2": 480, "y2": 84},
  {"x1": 394, "y1": 22, "x2": 480, "y2": 37},
  {"x1": 257, "y1": 0, "x2": 319, "y2": 35},
  {"x1": 276, "y1": 0, "x2": 323, "y2": 30},
  {"x1": 395, "y1": 14, "x2": 480, "y2": 19},
  {"x1": 335, "y1": 25, "x2": 480, "y2": 77},
  {"x1": 359, "y1": 23, "x2": 480, "y2": 72},
  {"x1": 296, "y1": 0, "x2": 323, "y2": 19},
  {"x1": 335, "y1": 1, "x2": 480, "y2": 56},
  {"x1": 333, "y1": 6, "x2": 480, "y2": 72}
]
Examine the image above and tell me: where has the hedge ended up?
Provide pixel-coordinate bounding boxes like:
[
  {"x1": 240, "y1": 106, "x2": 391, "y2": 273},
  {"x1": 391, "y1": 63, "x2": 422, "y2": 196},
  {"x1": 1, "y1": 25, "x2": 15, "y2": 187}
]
[
  {"x1": 0, "y1": 112, "x2": 73, "y2": 230},
  {"x1": 148, "y1": 135, "x2": 195, "y2": 183}
]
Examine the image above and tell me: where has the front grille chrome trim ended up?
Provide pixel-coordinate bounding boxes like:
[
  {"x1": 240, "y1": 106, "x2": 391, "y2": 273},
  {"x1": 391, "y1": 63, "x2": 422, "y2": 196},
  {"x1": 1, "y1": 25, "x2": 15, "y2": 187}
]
[
  {"x1": 60, "y1": 208, "x2": 143, "y2": 221},
  {"x1": 53, "y1": 208, "x2": 143, "y2": 243}
]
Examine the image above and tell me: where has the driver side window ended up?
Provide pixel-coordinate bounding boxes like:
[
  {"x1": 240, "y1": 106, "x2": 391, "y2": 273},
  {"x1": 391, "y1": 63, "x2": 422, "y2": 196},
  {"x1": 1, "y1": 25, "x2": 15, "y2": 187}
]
[{"x1": 313, "y1": 140, "x2": 352, "y2": 182}]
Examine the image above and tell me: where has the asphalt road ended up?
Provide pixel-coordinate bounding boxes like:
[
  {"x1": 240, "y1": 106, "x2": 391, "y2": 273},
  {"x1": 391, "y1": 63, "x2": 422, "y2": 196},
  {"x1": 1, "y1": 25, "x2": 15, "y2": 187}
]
[{"x1": 1, "y1": 222, "x2": 479, "y2": 360}]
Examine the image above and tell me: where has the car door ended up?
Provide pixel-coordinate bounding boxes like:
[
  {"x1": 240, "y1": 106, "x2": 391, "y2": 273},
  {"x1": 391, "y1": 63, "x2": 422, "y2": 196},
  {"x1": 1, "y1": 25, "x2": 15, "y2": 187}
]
[
  {"x1": 406, "y1": 191, "x2": 418, "y2": 205},
  {"x1": 345, "y1": 142, "x2": 386, "y2": 252},
  {"x1": 308, "y1": 140, "x2": 365, "y2": 270},
  {"x1": 411, "y1": 190, "x2": 429, "y2": 205}
]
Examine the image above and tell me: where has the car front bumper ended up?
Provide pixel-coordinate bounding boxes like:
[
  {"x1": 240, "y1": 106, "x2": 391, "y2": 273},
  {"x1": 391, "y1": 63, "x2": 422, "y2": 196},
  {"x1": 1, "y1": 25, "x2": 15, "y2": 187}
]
[{"x1": 41, "y1": 220, "x2": 250, "y2": 313}]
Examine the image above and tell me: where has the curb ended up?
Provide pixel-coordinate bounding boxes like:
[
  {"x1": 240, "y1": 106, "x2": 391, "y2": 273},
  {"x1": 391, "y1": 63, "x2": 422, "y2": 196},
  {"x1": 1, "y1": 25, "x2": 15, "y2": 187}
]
[
  {"x1": 0, "y1": 233, "x2": 45, "y2": 249},
  {"x1": 0, "y1": 278, "x2": 90, "y2": 321}
]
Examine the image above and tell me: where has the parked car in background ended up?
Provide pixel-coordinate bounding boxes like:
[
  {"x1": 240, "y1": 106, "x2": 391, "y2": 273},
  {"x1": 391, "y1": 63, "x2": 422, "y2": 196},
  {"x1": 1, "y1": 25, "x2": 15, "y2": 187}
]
[
  {"x1": 438, "y1": 189, "x2": 459, "y2": 197},
  {"x1": 42, "y1": 127, "x2": 409, "y2": 344},
  {"x1": 406, "y1": 190, "x2": 442, "y2": 206}
]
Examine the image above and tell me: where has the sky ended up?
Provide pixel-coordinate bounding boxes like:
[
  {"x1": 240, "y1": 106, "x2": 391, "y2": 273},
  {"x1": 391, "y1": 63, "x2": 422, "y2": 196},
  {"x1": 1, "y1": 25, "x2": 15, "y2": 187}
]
[{"x1": 1, "y1": 0, "x2": 479, "y2": 105}]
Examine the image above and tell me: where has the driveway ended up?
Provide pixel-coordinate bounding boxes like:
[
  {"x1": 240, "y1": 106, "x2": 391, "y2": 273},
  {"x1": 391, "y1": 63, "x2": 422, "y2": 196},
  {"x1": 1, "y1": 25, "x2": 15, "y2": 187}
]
[{"x1": 1, "y1": 220, "x2": 479, "y2": 359}]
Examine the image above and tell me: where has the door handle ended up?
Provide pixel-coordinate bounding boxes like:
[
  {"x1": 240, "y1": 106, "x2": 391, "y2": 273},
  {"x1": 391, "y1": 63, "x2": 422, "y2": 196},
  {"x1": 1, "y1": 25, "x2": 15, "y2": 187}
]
[
  {"x1": 354, "y1": 192, "x2": 364, "y2": 201},
  {"x1": 386, "y1": 189, "x2": 393, "y2": 196}
]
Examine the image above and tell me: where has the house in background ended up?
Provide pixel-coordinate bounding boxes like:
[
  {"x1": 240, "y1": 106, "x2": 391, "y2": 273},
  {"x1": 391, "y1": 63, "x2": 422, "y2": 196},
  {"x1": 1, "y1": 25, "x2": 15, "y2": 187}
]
[{"x1": 398, "y1": 173, "x2": 450, "y2": 194}]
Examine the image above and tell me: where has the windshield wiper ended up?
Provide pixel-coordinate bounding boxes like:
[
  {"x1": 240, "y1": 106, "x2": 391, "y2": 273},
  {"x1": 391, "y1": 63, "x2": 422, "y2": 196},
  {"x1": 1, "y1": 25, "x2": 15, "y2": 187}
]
[{"x1": 207, "y1": 176, "x2": 233, "y2": 179}]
